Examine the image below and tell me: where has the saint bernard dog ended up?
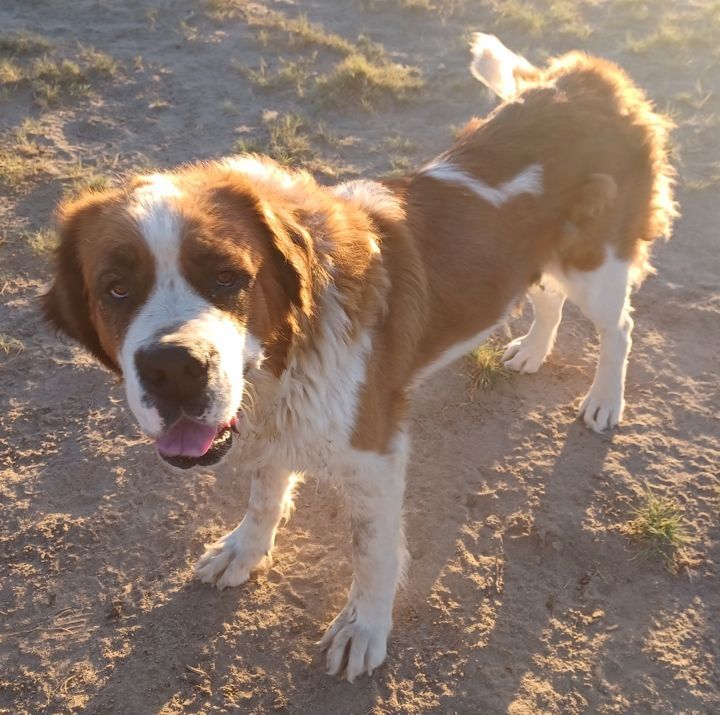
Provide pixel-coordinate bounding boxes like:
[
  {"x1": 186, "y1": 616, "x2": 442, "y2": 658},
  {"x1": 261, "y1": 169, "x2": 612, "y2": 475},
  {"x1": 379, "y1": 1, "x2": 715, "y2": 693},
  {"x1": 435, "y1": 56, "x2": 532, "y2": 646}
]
[{"x1": 43, "y1": 35, "x2": 676, "y2": 681}]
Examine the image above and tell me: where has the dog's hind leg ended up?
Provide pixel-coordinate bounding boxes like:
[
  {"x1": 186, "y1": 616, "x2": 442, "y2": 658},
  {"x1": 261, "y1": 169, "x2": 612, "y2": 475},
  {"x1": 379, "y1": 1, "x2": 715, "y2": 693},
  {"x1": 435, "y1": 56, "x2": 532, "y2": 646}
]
[
  {"x1": 319, "y1": 431, "x2": 409, "y2": 682},
  {"x1": 194, "y1": 465, "x2": 297, "y2": 589},
  {"x1": 503, "y1": 280, "x2": 566, "y2": 373}
]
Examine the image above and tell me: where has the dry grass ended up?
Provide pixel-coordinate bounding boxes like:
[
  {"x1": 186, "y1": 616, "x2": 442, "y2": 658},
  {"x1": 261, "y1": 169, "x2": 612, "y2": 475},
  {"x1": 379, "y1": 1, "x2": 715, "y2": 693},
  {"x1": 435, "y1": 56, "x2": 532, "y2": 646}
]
[
  {"x1": 626, "y1": 4, "x2": 720, "y2": 56},
  {"x1": 272, "y1": 13, "x2": 355, "y2": 55},
  {"x1": 0, "y1": 333, "x2": 25, "y2": 358},
  {"x1": 24, "y1": 228, "x2": 57, "y2": 256},
  {"x1": 0, "y1": 59, "x2": 24, "y2": 84},
  {"x1": 60, "y1": 160, "x2": 115, "y2": 199},
  {"x1": 465, "y1": 340, "x2": 512, "y2": 393},
  {"x1": 317, "y1": 53, "x2": 424, "y2": 111},
  {"x1": 623, "y1": 485, "x2": 691, "y2": 570},
  {"x1": 0, "y1": 31, "x2": 53, "y2": 56},
  {"x1": 30, "y1": 56, "x2": 90, "y2": 105},
  {"x1": 234, "y1": 114, "x2": 312, "y2": 166},
  {"x1": 684, "y1": 164, "x2": 720, "y2": 192},
  {"x1": 234, "y1": 55, "x2": 316, "y2": 97},
  {"x1": 207, "y1": 3, "x2": 355, "y2": 56},
  {"x1": 78, "y1": 46, "x2": 119, "y2": 78},
  {"x1": 493, "y1": 0, "x2": 592, "y2": 39},
  {"x1": 0, "y1": 39, "x2": 119, "y2": 106},
  {"x1": 0, "y1": 119, "x2": 53, "y2": 187}
]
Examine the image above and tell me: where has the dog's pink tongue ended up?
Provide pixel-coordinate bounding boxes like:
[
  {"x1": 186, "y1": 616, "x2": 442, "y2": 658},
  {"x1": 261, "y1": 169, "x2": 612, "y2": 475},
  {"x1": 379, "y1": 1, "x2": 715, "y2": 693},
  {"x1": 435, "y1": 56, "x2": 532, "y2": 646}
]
[{"x1": 155, "y1": 418, "x2": 217, "y2": 458}]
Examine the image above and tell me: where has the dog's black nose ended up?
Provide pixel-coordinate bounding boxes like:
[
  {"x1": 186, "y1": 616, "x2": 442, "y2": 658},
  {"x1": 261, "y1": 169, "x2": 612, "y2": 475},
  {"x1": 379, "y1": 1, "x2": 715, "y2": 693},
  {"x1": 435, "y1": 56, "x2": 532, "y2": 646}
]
[{"x1": 135, "y1": 344, "x2": 209, "y2": 405}]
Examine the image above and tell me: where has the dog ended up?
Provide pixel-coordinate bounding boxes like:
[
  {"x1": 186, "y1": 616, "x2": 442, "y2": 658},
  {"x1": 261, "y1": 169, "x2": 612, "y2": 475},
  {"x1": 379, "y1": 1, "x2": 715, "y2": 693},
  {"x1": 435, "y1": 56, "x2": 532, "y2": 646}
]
[{"x1": 42, "y1": 35, "x2": 676, "y2": 681}]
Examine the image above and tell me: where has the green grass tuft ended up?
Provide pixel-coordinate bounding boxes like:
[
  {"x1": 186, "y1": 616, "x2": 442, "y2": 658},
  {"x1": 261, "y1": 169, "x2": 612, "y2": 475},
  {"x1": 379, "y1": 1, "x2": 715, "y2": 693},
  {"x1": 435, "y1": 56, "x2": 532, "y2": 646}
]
[
  {"x1": 317, "y1": 54, "x2": 424, "y2": 111},
  {"x1": 624, "y1": 485, "x2": 691, "y2": 569},
  {"x1": 465, "y1": 340, "x2": 512, "y2": 393}
]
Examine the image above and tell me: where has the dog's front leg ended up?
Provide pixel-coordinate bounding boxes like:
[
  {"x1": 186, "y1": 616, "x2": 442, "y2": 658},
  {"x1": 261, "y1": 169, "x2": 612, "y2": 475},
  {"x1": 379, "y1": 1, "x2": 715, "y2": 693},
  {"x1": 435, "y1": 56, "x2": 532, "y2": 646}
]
[
  {"x1": 320, "y1": 432, "x2": 409, "y2": 682},
  {"x1": 195, "y1": 465, "x2": 296, "y2": 589}
]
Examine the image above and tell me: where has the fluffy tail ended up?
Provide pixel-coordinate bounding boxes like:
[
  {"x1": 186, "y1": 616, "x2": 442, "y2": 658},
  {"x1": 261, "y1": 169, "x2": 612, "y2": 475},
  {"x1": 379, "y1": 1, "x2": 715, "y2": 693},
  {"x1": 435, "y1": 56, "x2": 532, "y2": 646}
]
[{"x1": 470, "y1": 33, "x2": 537, "y2": 101}]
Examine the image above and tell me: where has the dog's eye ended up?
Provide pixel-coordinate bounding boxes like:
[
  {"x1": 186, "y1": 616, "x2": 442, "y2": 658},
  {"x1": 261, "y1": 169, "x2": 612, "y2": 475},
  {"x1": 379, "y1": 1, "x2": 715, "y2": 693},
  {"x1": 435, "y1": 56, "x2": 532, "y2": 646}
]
[
  {"x1": 216, "y1": 270, "x2": 238, "y2": 287},
  {"x1": 109, "y1": 282, "x2": 129, "y2": 299}
]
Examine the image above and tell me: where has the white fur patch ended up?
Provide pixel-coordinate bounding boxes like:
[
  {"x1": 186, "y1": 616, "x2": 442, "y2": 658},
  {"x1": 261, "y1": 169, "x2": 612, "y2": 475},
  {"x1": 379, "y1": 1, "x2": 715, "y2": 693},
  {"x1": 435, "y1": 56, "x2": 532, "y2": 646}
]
[
  {"x1": 236, "y1": 284, "x2": 373, "y2": 474},
  {"x1": 320, "y1": 431, "x2": 409, "y2": 681},
  {"x1": 420, "y1": 160, "x2": 543, "y2": 207},
  {"x1": 522, "y1": 252, "x2": 633, "y2": 432},
  {"x1": 334, "y1": 179, "x2": 405, "y2": 223},
  {"x1": 222, "y1": 154, "x2": 313, "y2": 192},
  {"x1": 469, "y1": 32, "x2": 535, "y2": 101}
]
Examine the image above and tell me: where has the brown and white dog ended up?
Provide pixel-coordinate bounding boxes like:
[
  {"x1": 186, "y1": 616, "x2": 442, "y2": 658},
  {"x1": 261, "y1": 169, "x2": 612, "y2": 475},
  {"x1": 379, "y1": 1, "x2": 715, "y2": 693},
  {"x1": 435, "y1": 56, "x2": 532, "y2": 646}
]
[{"x1": 43, "y1": 35, "x2": 676, "y2": 681}]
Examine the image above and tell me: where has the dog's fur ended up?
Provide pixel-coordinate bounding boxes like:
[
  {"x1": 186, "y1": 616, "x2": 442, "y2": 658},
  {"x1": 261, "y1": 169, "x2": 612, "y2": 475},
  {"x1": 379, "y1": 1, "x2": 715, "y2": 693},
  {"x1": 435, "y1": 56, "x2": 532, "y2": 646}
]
[{"x1": 43, "y1": 36, "x2": 676, "y2": 680}]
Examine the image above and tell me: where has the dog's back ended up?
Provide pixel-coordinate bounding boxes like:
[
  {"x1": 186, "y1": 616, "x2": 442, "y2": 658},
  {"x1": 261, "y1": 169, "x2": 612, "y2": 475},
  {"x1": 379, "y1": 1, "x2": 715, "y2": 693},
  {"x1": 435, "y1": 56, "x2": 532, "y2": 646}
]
[{"x1": 467, "y1": 33, "x2": 677, "y2": 278}]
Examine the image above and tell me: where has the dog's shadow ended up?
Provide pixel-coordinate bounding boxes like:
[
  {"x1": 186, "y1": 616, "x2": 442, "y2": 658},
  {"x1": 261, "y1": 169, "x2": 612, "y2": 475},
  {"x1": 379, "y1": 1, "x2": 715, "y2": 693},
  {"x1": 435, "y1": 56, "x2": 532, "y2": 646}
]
[{"x1": 76, "y1": 363, "x2": 617, "y2": 714}]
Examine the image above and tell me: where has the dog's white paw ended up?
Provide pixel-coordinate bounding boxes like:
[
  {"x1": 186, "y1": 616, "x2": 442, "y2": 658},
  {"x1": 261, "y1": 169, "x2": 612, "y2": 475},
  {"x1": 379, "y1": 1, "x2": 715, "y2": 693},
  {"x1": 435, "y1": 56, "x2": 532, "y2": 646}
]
[
  {"x1": 194, "y1": 527, "x2": 269, "y2": 589},
  {"x1": 318, "y1": 600, "x2": 391, "y2": 683},
  {"x1": 502, "y1": 334, "x2": 551, "y2": 373},
  {"x1": 578, "y1": 386, "x2": 624, "y2": 432}
]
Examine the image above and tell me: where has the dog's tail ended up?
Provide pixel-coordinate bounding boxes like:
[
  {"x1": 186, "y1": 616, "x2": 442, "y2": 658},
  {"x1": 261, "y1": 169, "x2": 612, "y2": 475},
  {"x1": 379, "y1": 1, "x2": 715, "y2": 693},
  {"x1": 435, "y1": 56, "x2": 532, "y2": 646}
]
[{"x1": 469, "y1": 33, "x2": 538, "y2": 101}]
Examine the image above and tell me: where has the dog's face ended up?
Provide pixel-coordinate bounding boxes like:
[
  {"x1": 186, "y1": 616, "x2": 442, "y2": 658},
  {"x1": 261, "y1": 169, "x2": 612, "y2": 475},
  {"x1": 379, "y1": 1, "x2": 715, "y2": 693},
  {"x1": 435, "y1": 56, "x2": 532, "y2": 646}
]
[{"x1": 44, "y1": 167, "x2": 315, "y2": 468}]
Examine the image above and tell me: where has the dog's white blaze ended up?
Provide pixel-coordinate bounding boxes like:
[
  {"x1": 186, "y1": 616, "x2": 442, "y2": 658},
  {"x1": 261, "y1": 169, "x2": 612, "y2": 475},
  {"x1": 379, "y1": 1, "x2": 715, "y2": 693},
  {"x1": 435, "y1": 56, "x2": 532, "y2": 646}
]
[
  {"x1": 120, "y1": 184, "x2": 258, "y2": 436},
  {"x1": 420, "y1": 160, "x2": 543, "y2": 208}
]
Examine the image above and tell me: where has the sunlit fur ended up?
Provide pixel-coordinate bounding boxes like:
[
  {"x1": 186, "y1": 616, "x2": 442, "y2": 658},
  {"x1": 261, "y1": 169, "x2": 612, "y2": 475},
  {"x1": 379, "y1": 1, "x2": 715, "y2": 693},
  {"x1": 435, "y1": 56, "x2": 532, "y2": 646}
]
[{"x1": 43, "y1": 36, "x2": 676, "y2": 684}]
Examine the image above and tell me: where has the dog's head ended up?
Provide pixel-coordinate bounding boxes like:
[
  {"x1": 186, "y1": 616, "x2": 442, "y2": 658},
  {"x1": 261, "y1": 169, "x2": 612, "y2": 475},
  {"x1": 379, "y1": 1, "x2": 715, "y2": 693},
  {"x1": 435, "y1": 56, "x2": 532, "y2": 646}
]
[{"x1": 43, "y1": 161, "x2": 317, "y2": 468}]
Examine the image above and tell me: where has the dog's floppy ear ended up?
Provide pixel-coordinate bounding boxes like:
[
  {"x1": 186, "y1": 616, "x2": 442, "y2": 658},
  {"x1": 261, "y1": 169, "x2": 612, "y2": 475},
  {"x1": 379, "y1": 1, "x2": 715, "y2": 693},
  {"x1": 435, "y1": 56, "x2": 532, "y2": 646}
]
[
  {"x1": 211, "y1": 179, "x2": 318, "y2": 323},
  {"x1": 42, "y1": 190, "x2": 122, "y2": 372},
  {"x1": 254, "y1": 200, "x2": 317, "y2": 323}
]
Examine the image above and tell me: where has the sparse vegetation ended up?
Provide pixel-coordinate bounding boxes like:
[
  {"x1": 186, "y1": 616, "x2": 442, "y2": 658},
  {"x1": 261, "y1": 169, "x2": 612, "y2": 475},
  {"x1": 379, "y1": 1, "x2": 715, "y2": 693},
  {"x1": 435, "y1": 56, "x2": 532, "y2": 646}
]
[
  {"x1": 0, "y1": 333, "x2": 25, "y2": 358},
  {"x1": 385, "y1": 155, "x2": 413, "y2": 178},
  {"x1": 24, "y1": 228, "x2": 57, "y2": 256},
  {"x1": 684, "y1": 165, "x2": 720, "y2": 192},
  {"x1": 625, "y1": 4, "x2": 720, "y2": 56},
  {"x1": 465, "y1": 340, "x2": 512, "y2": 393},
  {"x1": 31, "y1": 56, "x2": 89, "y2": 104},
  {"x1": 78, "y1": 46, "x2": 119, "y2": 78},
  {"x1": 0, "y1": 119, "x2": 52, "y2": 187},
  {"x1": 234, "y1": 114, "x2": 312, "y2": 166},
  {"x1": 234, "y1": 54, "x2": 316, "y2": 97},
  {"x1": 624, "y1": 485, "x2": 691, "y2": 569},
  {"x1": 494, "y1": 0, "x2": 592, "y2": 39},
  {"x1": 274, "y1": 13, "x2": 355, "y2": 55},
  {"x1": 317, "y1": 53, "x2": 424, "y2": 111},
  {"x1": 0, "y1": 39, "x2": 118, "y2": 106},
  {"x1": 61, "y1": 161, "x2": 115, "y2": 199},
  {"x1": 0, "y1": 30, "x2": 53, "y2": 56},
  {"x1": 0, "y1": 59, "x2": 24, "y2": 84},
  {"x1": 207, "y1": 3, "x2": 355, "y2": 56}
]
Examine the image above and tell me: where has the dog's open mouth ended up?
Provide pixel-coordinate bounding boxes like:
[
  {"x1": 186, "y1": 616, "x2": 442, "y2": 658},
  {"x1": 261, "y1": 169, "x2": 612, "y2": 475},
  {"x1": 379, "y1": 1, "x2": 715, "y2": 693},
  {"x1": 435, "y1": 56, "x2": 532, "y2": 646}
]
[{"x1": 155, "y1": 415, "x2": 239, "y2": 470}]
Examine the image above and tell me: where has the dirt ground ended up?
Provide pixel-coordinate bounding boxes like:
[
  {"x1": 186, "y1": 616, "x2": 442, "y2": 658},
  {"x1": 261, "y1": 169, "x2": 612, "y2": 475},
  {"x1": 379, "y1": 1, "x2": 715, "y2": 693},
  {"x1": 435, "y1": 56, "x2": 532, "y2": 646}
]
[{"x1": 1, "y1": 1, "x2": 718, "y2": 713}]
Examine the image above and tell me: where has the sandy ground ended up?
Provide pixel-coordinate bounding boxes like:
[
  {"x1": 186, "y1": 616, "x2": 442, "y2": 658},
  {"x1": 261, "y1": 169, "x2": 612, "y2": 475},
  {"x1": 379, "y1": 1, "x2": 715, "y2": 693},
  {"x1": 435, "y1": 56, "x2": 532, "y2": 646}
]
[{"x1": 1, "y1": 1, "x2": 719, "y2": 713}]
